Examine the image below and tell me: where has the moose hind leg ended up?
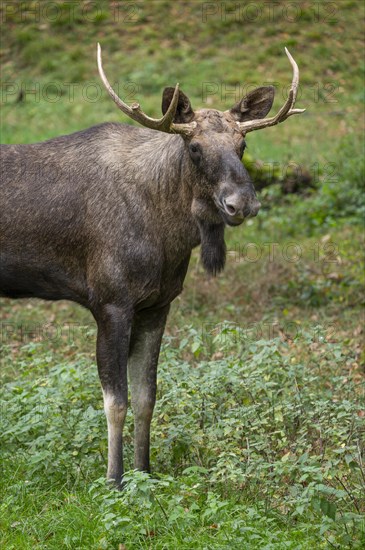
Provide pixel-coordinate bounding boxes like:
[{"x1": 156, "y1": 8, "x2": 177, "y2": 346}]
[
  {"x1": 96, "y1": 304, "x2": 132, "y2": 485},
  {"x1": 128, "y1": 305, "x2": 170, "y2": 472}
]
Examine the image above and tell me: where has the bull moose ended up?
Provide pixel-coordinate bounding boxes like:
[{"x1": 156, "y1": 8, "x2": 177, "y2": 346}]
[{"x1": 0, "y1": 45, "x2": 304, "y2": 485}]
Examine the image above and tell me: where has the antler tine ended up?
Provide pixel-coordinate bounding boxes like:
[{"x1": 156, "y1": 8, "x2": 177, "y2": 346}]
[
  {"x1": 238, "y1": 48, "x2": 305, "y2": 134},
  {"x1": 284, "y1": 46, "x2": 299, "y2": 108},
  {"x1": 97, "y1": 43, "x2": 195, "y2": 135}
]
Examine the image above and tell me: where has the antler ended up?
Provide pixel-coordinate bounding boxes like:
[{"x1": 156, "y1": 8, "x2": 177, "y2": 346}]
[
  {"x1": 97, "y1": 43, "x2": 196, "y2": 136},
  {"x1": 237, "y1": 48, "x2": 305, "y2": 134}
]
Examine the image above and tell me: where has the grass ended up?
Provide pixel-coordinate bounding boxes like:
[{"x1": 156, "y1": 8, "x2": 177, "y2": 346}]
[
  {"x1": 1, "y1": 1, "x2": 364, "y2": 548},
  {"x1": 1, "y1": 327, "x2": 364, "y2": 548}
]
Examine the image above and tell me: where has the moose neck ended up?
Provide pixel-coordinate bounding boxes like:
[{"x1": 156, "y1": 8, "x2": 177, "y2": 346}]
[{"x1": 131, "y1": 130, "x2": 226, "y2": 274}]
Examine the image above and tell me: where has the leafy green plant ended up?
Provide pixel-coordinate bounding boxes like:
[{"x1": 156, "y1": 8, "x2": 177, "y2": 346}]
[{"x1": 1, "y1": 327, "x2": 364, "y2": 548}]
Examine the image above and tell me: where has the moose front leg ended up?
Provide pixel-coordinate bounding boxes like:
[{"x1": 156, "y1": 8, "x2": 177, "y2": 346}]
[
  {"x1": 128, "y1": 305, "x2": 170, "y2": 472},
  {"x1": 96, "y1": 304, "x2": 133, "y2": 485}
]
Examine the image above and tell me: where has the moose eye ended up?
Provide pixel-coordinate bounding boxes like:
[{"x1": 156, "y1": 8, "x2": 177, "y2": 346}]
[{"x1": 189, "y1": 143, "x2": 201, "y2": 164}]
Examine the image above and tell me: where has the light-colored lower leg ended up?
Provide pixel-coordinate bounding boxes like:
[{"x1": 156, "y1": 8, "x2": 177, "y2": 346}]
[{"x1": 103, "y1": 391, "x2": 127, "y2": 482}]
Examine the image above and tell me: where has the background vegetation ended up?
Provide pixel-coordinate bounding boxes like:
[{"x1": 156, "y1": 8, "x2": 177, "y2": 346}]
[{"x1": 1, "y1": 1, "x2": 364, "y2": 548}]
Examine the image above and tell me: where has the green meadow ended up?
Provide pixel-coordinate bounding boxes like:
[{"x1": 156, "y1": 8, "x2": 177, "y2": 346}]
[{"x1": 1, "y1": 1, "x2": 364, "y2": 548}]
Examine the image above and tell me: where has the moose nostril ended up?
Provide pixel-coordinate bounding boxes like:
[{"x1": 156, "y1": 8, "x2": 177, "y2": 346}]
[{"x1": 223, "y1": 199, "x2": 237, "y2": 216}]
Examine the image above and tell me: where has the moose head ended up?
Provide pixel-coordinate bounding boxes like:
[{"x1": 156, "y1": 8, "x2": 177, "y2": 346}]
[{"x1": 98, "y1": 45, "x2": 305, "y2": 233}]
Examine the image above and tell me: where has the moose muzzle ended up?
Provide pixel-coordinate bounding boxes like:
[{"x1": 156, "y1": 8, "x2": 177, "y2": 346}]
[{"x1": 218, "y1": 190, "x2": 261, "y2": 226}]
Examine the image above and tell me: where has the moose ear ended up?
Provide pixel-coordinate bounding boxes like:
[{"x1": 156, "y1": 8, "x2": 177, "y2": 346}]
[
  {"x1": 229, "y1": 86, "x2": 275, "y2": 122},
  {"x1": 162, "y1": 87, "x2": 195, "y2": 123}
]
